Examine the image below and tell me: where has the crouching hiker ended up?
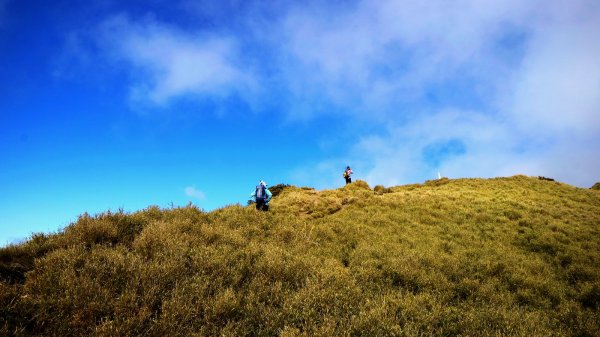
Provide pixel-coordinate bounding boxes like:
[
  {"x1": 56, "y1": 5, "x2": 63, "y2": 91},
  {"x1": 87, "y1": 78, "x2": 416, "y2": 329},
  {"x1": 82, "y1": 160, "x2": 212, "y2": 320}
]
[{"x1": 249, "y1": 180, "x2": 272, "y2": 211}]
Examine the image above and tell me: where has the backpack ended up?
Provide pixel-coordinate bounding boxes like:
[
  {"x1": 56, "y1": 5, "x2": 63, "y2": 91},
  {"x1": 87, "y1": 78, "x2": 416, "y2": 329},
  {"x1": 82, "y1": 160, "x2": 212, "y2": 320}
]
[
  {"x1": 343, "y1": 170, "x2": 349, "y2": 178},
  {"x1": 256, "y1": 184, "x2": 266, "y2": 201}
]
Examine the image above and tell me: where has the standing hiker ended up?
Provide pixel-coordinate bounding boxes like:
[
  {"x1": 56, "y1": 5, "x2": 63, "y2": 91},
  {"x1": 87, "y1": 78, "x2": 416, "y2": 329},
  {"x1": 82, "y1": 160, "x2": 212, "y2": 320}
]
[
  {"x1": 343, "y1": 166, "x2": 353, "y2": 184},
  {"x1": 249, "y1": 180, "x2": 272, "y2": 211}
]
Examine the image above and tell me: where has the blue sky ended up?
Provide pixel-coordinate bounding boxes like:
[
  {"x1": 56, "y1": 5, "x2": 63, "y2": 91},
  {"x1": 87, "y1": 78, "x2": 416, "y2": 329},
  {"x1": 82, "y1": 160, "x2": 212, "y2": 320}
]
[{"x1": 1, "y1": 0, "x2": 599, "y2": 246}]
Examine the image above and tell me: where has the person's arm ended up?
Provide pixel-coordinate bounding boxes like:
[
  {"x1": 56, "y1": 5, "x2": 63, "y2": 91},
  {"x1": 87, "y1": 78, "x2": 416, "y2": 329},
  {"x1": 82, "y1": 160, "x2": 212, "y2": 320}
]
[
  {"x1": 265, "y1": 189, "x2": 273, "y2": 203},
  {"x1": 248, "y1": 190, "x2": 256, "y2": 202}
]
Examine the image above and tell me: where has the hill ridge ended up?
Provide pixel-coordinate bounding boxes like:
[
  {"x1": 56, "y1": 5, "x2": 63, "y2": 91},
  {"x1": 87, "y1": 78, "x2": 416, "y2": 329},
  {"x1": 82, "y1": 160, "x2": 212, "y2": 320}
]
[{"x1": 1, "y1": 175, "x2": 599, "y2": 336}]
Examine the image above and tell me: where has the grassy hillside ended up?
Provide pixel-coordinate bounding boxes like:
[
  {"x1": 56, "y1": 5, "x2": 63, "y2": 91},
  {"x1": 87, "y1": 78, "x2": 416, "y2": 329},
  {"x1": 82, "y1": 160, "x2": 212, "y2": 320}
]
[{"x1": 1, "y1": 176, "x2": 599, "y2": 336}]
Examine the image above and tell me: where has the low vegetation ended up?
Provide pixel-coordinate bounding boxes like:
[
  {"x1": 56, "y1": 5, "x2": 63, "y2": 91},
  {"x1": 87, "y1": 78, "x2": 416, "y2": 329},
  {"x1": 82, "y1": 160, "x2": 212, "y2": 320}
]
[{"x1": 1, "y1": 176, "x2": 599, "y2": 336}]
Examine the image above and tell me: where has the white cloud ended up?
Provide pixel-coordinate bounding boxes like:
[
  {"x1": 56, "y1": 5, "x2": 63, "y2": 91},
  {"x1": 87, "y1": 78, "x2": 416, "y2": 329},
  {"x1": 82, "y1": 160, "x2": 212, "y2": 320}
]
[
  {"x1": 275, "y1": 0, "x2": 536, "y2": 118},
  {"x1": 348, "y1": 109, "x2": 513, "y2": 184},
  {"x1": 98, "y1": 15, "x2": 257, "y2": 106},
  {"x1": 87, "y1": 1, "x2": 600, "y2": 187},
  {"x1": 277, "y1": 0, "x2": 600, "y2": 187},
  {"x1": 329, "y1": 106, "x2": 599, "y2": 188},
  {"x1": 509, "y1": 18, "x2": 600, "y2": 135},
  {"x1": 184, "y1": 186, "x2": 205, "y2": 200}
]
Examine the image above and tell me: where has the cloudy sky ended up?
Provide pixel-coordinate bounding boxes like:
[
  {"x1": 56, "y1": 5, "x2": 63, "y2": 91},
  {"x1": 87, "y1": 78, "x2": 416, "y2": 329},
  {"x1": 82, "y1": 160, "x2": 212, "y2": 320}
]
[{"x1": 1, "y1": 0, "x2": 599, "y2": 245}]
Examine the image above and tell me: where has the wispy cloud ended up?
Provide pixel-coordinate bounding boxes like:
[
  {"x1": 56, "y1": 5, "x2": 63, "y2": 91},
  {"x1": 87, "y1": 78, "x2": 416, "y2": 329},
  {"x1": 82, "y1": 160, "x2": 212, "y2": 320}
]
[
  {"x1": 86, "y1": 0, "x2": 600, "y2": 187},
  {"x1": 273, "y1": 0, "x2": 600, "y2": 187},
  {"x1": 508, "y1": 16, "x2": 600, "y2": 135},
  {"x1": 184, "y1": 186, "x2": 205, "y2": 200},
  {"x1": 98, "y1": 14, "x2": 257, "y2": 107},
  {"x1": 347, "y1": 109, "x2": 512, "y2": 184},
  {"x1": 275, "y1": 0, "x2": 533, "y2": 118}
]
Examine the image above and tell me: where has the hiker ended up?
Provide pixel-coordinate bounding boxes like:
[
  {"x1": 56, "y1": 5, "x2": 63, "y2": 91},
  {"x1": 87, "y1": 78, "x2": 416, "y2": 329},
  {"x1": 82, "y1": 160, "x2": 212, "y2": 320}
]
[
  {"x1": 343, "y1": 166, "x2": 353, "y2": 184},
  {"x1": 249, "y1": 180, "x2": 272, "y2": 211}
]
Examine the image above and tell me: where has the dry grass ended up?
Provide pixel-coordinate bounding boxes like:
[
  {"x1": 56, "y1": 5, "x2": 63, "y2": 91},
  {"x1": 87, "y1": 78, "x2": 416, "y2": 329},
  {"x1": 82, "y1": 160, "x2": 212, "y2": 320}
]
[{"x1": 1, "y1": 176, "x2": 599, "y2": 336}]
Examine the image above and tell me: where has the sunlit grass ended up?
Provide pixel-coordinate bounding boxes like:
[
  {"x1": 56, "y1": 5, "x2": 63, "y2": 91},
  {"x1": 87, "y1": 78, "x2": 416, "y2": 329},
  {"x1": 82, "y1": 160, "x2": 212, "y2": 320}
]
[{"x1": 1, "y1": 176, "x2": 599, "y2": 336}]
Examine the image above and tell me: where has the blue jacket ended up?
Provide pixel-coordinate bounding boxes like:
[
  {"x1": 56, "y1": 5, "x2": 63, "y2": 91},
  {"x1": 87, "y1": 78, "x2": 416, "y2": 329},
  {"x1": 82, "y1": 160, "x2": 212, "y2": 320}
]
[{"x1": 249, "y1": 185, "x2": 272, "y2": 204}]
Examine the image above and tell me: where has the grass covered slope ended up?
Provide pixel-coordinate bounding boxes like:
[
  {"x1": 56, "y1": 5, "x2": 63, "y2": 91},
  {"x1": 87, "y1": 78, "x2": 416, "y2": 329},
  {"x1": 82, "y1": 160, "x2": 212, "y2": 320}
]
[{"x1": 1, "y1": 176, "x2": 600, "y2": 336}]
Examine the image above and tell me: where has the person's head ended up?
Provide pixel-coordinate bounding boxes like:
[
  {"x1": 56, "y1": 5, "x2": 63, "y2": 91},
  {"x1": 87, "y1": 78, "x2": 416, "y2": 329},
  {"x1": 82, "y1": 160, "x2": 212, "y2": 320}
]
[
  {"x1": 346, "y1": 166, "x2": 350, "y2": 170},
  {"x1": 259, "y1": 180, "x2": 267, "y2": 187}
]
